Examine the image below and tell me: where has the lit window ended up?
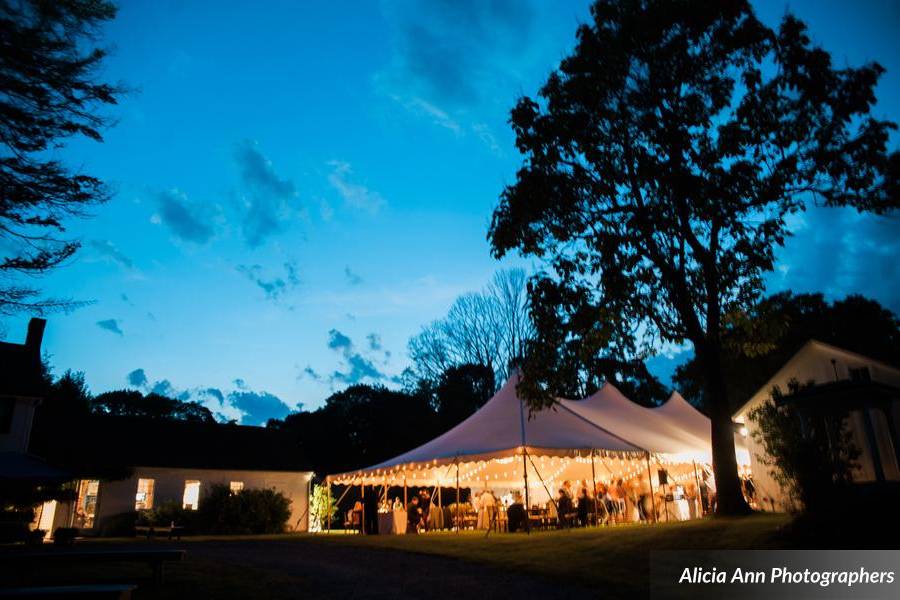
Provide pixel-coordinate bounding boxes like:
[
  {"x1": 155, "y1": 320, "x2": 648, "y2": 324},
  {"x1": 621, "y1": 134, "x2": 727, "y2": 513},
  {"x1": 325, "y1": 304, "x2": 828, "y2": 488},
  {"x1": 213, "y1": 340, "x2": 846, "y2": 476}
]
[
  {"x1": 135, "y1": 478, "x2": 155, "y2": 510},
  {"x1": 183, "y1": 480, "x2": 201, "y2": 510},
  {"x1": 75, "y1": 480, "x2": 100, "y2": 528},
  {"x1": 229, "y1": 481, "x2": 244, "y2": 494}
]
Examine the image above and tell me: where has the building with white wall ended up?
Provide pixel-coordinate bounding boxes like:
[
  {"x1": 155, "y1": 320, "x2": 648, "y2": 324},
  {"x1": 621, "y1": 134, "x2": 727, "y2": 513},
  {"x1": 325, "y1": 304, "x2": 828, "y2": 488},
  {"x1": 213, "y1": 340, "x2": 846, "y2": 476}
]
[{"x1": 734, "y1": 340, "x2": 900, "y2": 512}]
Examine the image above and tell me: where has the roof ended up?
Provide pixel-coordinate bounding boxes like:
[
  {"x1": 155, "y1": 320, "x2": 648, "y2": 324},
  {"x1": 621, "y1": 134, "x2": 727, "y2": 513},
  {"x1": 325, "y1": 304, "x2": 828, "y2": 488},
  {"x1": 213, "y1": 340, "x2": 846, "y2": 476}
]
[
  {"x1": 36, "y1": 415, "x2": 311, "y2": 475},
  {"x1": 327, "y1": 375, "x2": 644, "y2": 483},
  {"x1": 0, "y1": 452, "x2": 73, "y2": 483},
  {"x1": 733, "y1": 339, "x2": 900, "y2": 418},
  {"x1": 0, "y1": 318, "x2": 46, "y2": 398}
]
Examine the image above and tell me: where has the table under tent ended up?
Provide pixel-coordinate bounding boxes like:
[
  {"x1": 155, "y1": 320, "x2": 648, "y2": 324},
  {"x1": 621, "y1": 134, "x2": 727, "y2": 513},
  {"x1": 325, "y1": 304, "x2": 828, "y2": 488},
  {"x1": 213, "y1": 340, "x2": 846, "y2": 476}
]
[{"x1": 325, "y1": 376, "x2": 747, "y2": 533}]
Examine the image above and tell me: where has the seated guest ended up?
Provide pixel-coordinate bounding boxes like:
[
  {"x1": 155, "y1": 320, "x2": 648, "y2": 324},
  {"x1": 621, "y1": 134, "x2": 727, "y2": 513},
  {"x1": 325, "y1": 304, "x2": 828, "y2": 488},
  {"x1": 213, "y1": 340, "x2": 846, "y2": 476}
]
[
  {"x1": 576, "y1": 486, "x2": 591, "y2": 526},
  {"x1": 507, "y1": 492, "x2": 527, "y2": 533}
]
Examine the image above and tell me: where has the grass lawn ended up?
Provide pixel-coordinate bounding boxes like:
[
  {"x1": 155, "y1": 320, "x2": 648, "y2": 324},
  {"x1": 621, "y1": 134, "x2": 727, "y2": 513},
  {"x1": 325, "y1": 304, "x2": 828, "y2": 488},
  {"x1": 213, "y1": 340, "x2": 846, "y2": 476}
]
[
  {"x1": 2, "y1": 513, "x2": 792, "y2": 599},
  {"x1": 315, "y1": 513, "x2": 792, "y2": 589}
]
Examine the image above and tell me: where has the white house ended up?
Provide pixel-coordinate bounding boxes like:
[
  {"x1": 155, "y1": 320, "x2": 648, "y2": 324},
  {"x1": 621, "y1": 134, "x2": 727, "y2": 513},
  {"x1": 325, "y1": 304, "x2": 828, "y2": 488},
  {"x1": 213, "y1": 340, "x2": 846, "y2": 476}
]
[
  {"x1": 0, "y1": 318, "x2": 314, "y2": 537},
  {"x1": 733, "y1": 340, "x2": 900, "y2": 511},
  {"x1": 36, "y1": 415, "x2": 315, "y2": 536}
]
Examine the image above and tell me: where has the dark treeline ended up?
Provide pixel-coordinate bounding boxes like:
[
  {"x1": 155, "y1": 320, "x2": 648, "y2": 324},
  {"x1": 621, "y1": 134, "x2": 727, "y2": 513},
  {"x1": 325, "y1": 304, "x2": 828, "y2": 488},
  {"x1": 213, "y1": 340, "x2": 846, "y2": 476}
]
[{"x1": 29, "y1": 292, "x2": 900, "y2": 479}]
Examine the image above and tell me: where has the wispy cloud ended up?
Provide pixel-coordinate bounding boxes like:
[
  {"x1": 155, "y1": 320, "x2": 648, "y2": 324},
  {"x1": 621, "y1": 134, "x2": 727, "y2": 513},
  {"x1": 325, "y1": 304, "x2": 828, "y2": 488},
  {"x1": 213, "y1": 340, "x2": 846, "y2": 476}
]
[
  {"x1": 88, "y1": 240, "x2": 134, "y2": 270},
  {"x1": 323, "y1": 328, "x2": 398, "y2": 386},
  {"x1": 126, "y1": 368, "x2": 147, "y2": 387},
  {"x1": 124, "y1": 367, "x2": 296, "y2": 425},
  {"x1": 236, "y1": 261, "x2": 300, "y2": 301},
  {"x1": 344, "y1": 266, "x2": 363, "y2": 286},
  {"x1": 770, "y1": 207, "x2": 900, "y2": 313},
  {"x1": 97, "y1": 319, "x2": 124, "y2": 336},
  {"x1": 376, "y1": 0, "x2": 535, "y2": 150},
  {"x1": 327, "y1": 161, "x2": 385, "y2": 214},
  {"x1": 154, "y1": 189, "x2": 216, "y2": 244},
  {"x1": 234, "y1": 141, "x2": 298, "y2": 247}
]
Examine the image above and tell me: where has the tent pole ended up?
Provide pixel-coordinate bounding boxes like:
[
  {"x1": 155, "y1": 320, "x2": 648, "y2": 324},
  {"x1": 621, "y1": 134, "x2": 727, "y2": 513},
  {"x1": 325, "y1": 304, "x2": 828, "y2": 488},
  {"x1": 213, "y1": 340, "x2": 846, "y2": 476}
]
[
  {"x1": 326, "y1": 480, "x2": 331, "y2": 534},
  {"x1": 455, "y1": 457, "x2": 460, "y2": 534},
  {"x1": 646, "y1": 452, "x2": 658, "y2": 524},
  {"x1": 522, "y1": 447, "x2": 531, "y2": 534},
  {"x1": 360, "y1": 482, "x2": 365, "y2": 535},
  {"x1": 527, "y1": 452, "x2": 560, "y2": 526},
  {"x1": 590, "y1": 449, "x2": 599, "y2": 527},
  {"x1": 692, "y1": 460, "x2": 703, "y2": 517},
  {"x1": 403, "y1": 472, "x2": 407, "y2": 507}
]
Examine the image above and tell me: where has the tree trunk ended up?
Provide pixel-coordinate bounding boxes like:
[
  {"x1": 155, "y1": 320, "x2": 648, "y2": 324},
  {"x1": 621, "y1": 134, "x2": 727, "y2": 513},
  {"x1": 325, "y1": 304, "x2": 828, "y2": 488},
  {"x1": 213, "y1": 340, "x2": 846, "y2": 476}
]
[{"x1": 702, "y1": 345, "x2": 752, "y2": 516}]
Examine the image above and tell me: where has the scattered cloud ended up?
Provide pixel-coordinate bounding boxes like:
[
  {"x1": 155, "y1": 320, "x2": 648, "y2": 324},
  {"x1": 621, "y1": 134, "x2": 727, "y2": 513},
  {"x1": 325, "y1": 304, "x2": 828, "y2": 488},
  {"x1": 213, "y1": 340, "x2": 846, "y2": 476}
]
[
  {"x1": 155, "y1": 189, "x2": 216, "y2": 244},
  {"x1": 88, "y1": 239, "x2": 134, "y2": 269},
  {"x1": 323, "y1": 328, "x2": 398, "y2": 386},
  {"x1": 769, "y1": 207, "x2": 900, "y2": 313},
  {"x1": 344, "y1": 266, "x2": 363, "y2": 286},
  {"x1": 227, "y1": 390, "x2": 294, "y2": 426},
  {"x1": 123, "y1": 368, "x2": 295, "y2": 425},
  {"x1": 234, "y1": 141, "x2": 298, "y2": 247},
  {"x1": 96, "y1": 319, "x2": 124, "y2": 336},
  {"x1": 327, "y1": 161, "x2": 385, "y2": 214},
  {"x1": 236, "y1": 261, "x2": 300, "y2": 301},
  {"x1": 126, "y1": 368, "x2": 148, "y2": 388},
  {"x1": 377, "y1": 0, "x2": 535, "y2": 149},
  {"x1": 366, "y1": 333, "x2": 382, "y2": 351}
]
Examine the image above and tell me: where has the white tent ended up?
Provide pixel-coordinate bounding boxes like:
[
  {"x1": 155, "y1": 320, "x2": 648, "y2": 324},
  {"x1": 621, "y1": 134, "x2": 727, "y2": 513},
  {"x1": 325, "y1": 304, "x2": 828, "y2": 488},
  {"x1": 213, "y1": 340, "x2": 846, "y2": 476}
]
[
  {"x1": 652, "y1": 391, "x2": 750, "y2": 465},
  {"x1": 560, "y1": 383, "x2": 712, "y2": 461},
  {"x1": 326, "y1": 376, "x2": 651, "y2": 490}
]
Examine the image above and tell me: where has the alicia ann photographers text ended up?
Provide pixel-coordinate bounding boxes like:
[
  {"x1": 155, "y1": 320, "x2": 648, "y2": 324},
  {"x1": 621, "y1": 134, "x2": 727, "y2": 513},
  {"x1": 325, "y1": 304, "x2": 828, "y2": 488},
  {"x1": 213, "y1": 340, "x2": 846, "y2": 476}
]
[{"x1": 679, "y1": 566, "x2": 895, "y2": 587}]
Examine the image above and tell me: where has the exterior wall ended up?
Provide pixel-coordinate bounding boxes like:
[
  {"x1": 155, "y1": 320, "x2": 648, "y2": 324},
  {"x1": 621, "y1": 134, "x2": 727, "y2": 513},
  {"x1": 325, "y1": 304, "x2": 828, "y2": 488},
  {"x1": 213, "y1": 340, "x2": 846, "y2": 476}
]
[
  {"x1": 734, "y1": 342, "x2": 900, "y2": 512},
  {"x1": 91, "y1": 466, "x2": 312, "y2": 533},
  {"x1": 0, "y1": 396, "x2": 39, "y2": 453}
]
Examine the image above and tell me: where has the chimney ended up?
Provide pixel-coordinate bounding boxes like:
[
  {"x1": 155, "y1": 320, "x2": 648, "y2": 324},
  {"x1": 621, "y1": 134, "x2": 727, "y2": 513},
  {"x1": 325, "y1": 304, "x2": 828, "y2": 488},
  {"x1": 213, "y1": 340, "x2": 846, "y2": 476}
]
[{"x1": 25, "y1": 318, "x2": 46, "y2": 354}]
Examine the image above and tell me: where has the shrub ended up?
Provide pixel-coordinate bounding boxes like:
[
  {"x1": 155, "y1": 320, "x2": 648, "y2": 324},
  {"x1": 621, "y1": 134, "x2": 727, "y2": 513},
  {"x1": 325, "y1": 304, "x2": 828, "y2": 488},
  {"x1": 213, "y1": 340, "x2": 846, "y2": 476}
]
[
  {"x1": 98, "y1": 511, "x2": 137, "y2": 537},
  {"x1": 197, "y1": 485, "x2": 292, "y2": 534},
  {"x1": 749, "y1": 384, "x2": 859, "y2": 513}
]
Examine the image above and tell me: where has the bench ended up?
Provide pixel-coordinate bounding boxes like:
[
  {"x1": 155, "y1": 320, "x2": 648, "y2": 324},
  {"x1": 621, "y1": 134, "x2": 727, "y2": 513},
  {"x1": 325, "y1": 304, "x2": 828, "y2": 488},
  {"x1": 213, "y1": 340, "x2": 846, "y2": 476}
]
[
  {"x1": 134, "y1": 525, "x2": 184, "y2": 540},
  {"x1": 0, "y1": 584, "x2": 136, "y2": 599},
  {"x1": 2, "y1": 549, "x2": 186, "y2": 587}
]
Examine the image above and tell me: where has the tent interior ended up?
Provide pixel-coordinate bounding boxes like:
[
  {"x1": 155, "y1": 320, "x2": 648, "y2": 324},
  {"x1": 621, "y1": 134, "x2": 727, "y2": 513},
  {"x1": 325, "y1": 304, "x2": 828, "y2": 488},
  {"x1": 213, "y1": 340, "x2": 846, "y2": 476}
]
[{"x1": 326, "y1": 376, "x2": 751, "y2": 526}]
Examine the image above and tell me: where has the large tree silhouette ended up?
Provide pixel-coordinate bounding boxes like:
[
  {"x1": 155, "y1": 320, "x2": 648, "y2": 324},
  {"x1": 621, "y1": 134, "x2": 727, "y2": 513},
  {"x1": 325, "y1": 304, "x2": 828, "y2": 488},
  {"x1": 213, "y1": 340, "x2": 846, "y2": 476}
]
[
  {"x1": 489, "y1": 0, "x2": 898, "y2": 514},
  {"x1": 0, "y1": 0, "x2": 120, "y2": 316}
]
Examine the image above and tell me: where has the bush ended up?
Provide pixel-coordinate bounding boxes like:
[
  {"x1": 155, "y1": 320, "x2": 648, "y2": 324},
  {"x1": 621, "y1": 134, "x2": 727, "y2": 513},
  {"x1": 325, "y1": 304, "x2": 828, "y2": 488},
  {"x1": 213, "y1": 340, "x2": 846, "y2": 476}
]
[
  {"x1": 749, "y1": 384, "x2": 859, "y2": 513},
  {"x1": 197, "y1": 485, "x2": 291, "y2": 534},
  {"x1": 98, "y1": 511, "x2": 137, "y2": 537},
  {"x1": 136, "y1": 502, "x2": 198, "y2": 532}
]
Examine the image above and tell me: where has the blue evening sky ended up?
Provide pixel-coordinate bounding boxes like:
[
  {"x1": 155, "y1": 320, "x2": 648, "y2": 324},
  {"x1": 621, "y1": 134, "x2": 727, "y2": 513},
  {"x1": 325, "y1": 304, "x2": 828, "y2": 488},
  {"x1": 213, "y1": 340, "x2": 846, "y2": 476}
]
[{"x1": 4, "y1": 0, "x2": 899, "y2": 424}]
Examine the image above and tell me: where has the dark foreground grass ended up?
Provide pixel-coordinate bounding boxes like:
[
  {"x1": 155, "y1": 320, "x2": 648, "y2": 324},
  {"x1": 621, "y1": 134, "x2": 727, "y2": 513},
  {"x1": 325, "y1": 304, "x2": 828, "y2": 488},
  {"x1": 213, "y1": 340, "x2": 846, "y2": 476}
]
[
  {"x1": 1, "y1": 513, "x2": 791, "y2": 599},
  {"x1": 315, "y1": 512, "x2": 791, "y2": 589}
]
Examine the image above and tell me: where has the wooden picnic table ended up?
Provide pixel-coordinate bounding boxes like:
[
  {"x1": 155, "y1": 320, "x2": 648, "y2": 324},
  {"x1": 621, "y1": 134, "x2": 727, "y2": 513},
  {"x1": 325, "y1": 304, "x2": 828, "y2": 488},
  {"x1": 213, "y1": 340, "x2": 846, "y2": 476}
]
[{"x1": 1, "y1": 549, "x2": 186, "y2": 587}]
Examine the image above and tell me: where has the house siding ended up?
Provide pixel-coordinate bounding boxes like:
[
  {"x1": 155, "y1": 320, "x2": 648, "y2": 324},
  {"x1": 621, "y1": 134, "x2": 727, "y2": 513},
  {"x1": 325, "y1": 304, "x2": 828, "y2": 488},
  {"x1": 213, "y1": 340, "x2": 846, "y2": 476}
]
[
  {"x1": 91, "y1": 466, "x2": 312, "y2": 533},
  {"x1": 734, "y1": 341, "x2": 900, "y2": 512}
]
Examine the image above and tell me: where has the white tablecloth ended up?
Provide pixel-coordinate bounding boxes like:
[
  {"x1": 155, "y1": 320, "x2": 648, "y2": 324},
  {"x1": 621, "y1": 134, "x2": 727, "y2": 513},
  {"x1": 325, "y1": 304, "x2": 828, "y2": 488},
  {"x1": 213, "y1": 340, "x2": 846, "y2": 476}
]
[{"x1": 377, "y1": 509, "x2": 407, "y2": 535}]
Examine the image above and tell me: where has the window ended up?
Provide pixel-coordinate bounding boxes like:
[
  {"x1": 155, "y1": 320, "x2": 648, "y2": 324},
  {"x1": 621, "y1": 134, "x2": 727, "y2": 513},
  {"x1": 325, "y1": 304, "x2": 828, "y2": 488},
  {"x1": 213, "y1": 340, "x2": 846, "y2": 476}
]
[
  {"x1": 75, "y1": 479, "x2": 100, "y2": 528},
  {"x1": 182, "y1": 480, "x2": 201, "y2": 510},
  {"x1": 229, "y1": 481, "x2": 244, "y2": 494},
  {"x1": 135, "y1": 478, "x2": 155, "y2": 510}
]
